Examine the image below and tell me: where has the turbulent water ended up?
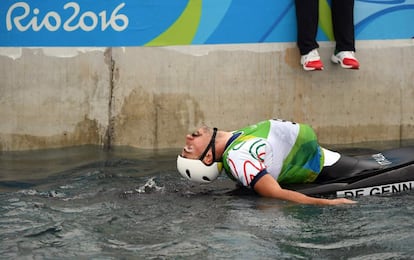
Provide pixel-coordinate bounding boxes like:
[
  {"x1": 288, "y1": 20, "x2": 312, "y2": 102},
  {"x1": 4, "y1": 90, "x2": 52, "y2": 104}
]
[{"x1": 1, "y1": 145, "x2": 414, "y2": 259}]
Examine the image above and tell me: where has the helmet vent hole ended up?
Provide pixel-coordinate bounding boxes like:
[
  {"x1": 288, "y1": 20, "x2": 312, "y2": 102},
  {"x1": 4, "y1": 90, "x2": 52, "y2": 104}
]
[
  {"x1": 202, "y1": 176, "x2": 211, "y2": 181},
  {"x1": 185, "y1": 169, "x2": 191, "y2": 178}
]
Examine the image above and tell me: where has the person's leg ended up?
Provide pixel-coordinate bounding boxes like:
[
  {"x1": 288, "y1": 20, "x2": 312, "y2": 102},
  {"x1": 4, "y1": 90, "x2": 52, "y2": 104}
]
[
  {"x1": 295, "y1": 0, "x2": 323, "y2": 71},
  {"x1": 331, "y1": 0, "x2": 359, "y2": 69},
  {"x1": 331, "y1": 0, "x2": 355, "y2": 52},
  {"x1": 295, "y1": 0, "x2": 319, "y2": 55}
]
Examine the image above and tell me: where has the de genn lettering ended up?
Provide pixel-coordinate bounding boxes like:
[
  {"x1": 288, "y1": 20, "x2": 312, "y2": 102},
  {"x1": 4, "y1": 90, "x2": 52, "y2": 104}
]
[{"x1": 6, "y1": 2, "x2": 129, "y2": 32}]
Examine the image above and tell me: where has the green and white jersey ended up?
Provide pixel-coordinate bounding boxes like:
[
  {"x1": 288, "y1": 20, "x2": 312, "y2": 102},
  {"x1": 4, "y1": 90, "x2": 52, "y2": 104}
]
[{"x1": 222, "y1": 119, "x2": 324, "y2": 188}]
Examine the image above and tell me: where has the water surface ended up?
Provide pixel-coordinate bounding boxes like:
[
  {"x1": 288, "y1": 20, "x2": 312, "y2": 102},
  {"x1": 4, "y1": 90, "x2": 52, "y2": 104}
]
[{"x1": 1, "y1": 144, "x2": 414, "y2": 259}]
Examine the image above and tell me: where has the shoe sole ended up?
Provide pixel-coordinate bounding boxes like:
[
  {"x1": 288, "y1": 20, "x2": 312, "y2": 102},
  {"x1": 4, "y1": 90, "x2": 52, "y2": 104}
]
[
  {"x1": 302, "y1": 64, "x2": 324, "y2": 71},
  {"x1": 303, "y1": 66, "x2": 324, "y2": 71}
]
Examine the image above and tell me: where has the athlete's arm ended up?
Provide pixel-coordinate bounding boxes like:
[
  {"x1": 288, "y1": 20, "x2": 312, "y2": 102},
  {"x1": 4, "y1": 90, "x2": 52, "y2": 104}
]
[{"x1": 253, "y1": 174, "x2": 356, "y2": 205}]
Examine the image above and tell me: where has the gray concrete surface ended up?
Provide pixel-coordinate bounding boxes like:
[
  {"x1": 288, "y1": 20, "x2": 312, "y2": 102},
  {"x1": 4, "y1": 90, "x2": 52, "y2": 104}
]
[{"x1": 0, "y1": 40, "x2": 413, "y2": 151}]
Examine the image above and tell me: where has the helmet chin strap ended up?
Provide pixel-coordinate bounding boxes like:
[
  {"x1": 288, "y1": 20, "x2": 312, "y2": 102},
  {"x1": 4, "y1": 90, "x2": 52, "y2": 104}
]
[{"x1": 198, "y1": 128, "x2": 217, "y2": 166}]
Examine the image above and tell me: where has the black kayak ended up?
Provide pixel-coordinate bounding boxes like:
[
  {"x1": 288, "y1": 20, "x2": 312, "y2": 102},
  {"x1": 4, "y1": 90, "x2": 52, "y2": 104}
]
[{"x1": 282, "y1": 146, "x2": 414, "y2": 198}]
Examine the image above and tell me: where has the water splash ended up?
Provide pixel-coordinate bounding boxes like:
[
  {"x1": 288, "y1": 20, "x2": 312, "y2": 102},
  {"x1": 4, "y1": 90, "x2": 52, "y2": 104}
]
[{"x1": 135, "y1": 177, "x2": 164, "y2": 194}]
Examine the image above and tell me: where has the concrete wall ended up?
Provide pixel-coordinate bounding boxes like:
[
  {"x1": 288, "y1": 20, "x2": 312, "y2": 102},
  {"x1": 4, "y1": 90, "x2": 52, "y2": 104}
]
[{"x1": 0, "y1": 40, "x2": 413, "y2": 151}]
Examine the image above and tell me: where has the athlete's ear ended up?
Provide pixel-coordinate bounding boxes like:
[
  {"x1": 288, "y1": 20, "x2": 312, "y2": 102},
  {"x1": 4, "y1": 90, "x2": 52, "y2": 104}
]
[{"x1": 203, "y1": 151, "x2": 214, "y2": 165}]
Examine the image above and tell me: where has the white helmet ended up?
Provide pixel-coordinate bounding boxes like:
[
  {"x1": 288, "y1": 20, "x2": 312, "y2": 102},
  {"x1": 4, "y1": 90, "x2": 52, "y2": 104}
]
[{"x1": 177, "y1": 155, "x2": 223, "y2": 183}]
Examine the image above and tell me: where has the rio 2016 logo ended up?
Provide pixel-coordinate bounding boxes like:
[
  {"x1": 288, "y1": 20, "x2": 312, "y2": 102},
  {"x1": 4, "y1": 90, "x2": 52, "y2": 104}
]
[{"x1": 6, "y1": 2, "x2": 129, "y2": 32}]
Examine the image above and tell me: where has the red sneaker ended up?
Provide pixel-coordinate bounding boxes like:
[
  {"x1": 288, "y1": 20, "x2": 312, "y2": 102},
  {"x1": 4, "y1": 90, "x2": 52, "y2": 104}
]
[
  {"x1": 300, "y1": 49, "x2": 324, "y2": 71},
  {"x1": 331, "y1": 51, "x2": 360, "y2": 69}
]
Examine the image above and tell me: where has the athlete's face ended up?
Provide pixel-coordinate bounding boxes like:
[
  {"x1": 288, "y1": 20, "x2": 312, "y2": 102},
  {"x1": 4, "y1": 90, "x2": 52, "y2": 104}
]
[{"x1": 181, "y1": 126, "x2": 213, "y2": 160}]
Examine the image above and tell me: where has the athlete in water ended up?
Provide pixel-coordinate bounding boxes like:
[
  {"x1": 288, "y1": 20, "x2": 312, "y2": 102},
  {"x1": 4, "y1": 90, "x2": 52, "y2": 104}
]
[{"x1": 177, "y1": 119, "x2": 356, "y2": 205}]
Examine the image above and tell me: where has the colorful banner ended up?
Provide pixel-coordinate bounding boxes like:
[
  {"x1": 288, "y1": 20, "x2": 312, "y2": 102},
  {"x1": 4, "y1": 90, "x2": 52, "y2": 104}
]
[{"x1": 1, "y1": 0, "x2": 413, "y2": 47}]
